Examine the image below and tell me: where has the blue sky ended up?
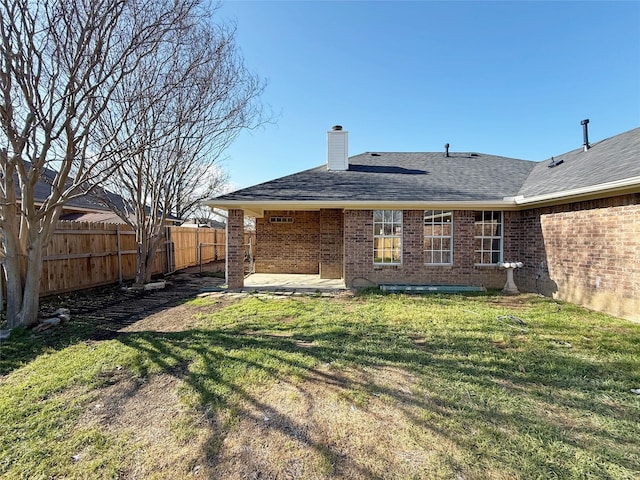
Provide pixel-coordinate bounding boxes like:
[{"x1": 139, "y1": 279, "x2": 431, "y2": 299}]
[{"x1": 217, "y1": 0, "x2": 640, "y2": 190}]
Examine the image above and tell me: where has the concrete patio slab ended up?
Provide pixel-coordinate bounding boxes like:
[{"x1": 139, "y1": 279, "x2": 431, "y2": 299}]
[{"x1": 242, "y1": 273, "x2": 346, "y2": 292}]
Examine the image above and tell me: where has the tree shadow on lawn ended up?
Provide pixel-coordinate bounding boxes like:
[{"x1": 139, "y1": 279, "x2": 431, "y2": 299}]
[
  {"x1": 116, "y1": 318, "x2": 640, "y2": 478},
  {"x1": 0, "y1": 281, "x2": 203, "y2": 376}
]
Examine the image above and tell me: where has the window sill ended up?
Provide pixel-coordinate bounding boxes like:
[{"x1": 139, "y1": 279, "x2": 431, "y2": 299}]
[{"x1": 373, "y1": 264, "x2": 402, "y2": 269}]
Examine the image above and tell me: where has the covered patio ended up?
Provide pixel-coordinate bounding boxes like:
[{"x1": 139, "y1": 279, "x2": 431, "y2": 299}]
[{"x1": 242, "y1": 273, "x2": 346, "y2": 292}]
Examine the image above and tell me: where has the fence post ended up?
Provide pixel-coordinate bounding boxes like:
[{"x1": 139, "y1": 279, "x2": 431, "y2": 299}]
[
  {"x1": 214, "y1": 229, "x2": 218, "y2": 261},
  {"x1": 0, "y1": 261, "x2": 4, "y2": 316},
  {"x1": 195, "y1": 228, "x2": 200, "y2": 266},
  {"x1": 117, "y1": 224, "x2": 123, "y2": 284}
]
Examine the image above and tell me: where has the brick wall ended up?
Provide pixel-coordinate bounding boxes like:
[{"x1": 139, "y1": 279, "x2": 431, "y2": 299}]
[
  {"x1": 512, "y1": 193, "x2": 640, "y2": 321},
  {"x1": 320, "y1": 209, "x2": 343, "y2": 278},
  {"x1": 344, "y1": 209, "x2": 507, "y2": 289},
  {"x1": 251, "y1": 201, "x2": 639, "y2": 321},
  {"x1": 226, "y1": 209, "x2": 245, "y2": 289},
  {"x1": 256, "y1": 210, "x2": 320, "y2": 274}
]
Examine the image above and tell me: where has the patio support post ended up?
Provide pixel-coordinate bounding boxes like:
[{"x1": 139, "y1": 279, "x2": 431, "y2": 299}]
[{"x1": 226, "y1": 209, "x2": 245, "y2": 289}]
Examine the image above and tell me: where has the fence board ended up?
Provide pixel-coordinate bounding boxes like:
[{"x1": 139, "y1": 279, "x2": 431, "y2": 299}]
[
  {"x1": 1, "y1": 222, "x2": 253, "y2": 299},
  {"x1": 33, "y1": 222, "x2": 239, "y2": 296}
]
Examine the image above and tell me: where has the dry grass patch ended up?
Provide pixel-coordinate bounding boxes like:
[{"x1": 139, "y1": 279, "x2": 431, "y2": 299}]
[
  {"x1": 212, "y1": 365, "x2": 466, "y2": 480},
  {"x1": 77, "y1": 373, "x2": 214, "y2": 479}
]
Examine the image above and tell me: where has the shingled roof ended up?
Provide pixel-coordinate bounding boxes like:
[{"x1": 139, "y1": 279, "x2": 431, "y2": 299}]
[
  {"x1": 17, "y1": 162, "x2": 182, "y2": 222},
  {"x1": 216, "y1": 152, "x2": 536, "y2": 202},
  {"x1": 518, "y1": 126, "x2": 640, "y2": 199},
  {"x1": 208, "y1": 126, "x2": 640, "y2": 214}
]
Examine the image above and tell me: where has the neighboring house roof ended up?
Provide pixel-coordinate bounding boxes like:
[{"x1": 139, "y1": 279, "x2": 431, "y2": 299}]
[
  {"x1": 181, "y1": 219, "x2": 226, "y2": 229},
  {"x1": 15, "y1": 162, "x2": 182, "y2": 223},
  {"x1": 18, "y1": 161, "x2": 123, "y2": 213},
  {"x1": 58, "y1": 211, "x2": 128, "y2": 224},
  {"x1": 207, "y1": 126, "x2": 640, "y2": 216},
  {"x1": 58, "y1": 211, "x2": 182, "y2": 225}
]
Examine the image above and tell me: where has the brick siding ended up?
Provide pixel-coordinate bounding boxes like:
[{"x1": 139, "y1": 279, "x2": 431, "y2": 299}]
[
  {"x1": 511, "y1": 193, "x2": 640, "y2": 321},
  {"x1": 344, "y1": 209, "x2": 507, "y2": 289},
  {"x1": 226, "y1": 209, "x2": 245, "y2": 289},
  {"x1": 320, "y1": 209, "x2": 343, "y2": 278},
  {"x1": 252, "y1": 200, "x2": 639, "y2": 321},
  {"x1": 256, "y1": 210, "x2": 320, "y2": 274}
]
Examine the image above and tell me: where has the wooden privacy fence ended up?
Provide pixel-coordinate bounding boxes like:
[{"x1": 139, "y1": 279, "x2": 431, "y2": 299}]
[{"x1": 26, "y1": 221, "x2": 255, "y2": 296}]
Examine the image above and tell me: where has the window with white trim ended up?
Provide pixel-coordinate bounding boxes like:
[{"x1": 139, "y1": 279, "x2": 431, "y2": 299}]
[
  {"x1": 474, "y1": 211, "x2": 503, "y2": 265},
  {"x1": 373, "y1": 210, "x2": 402, "y2": 265},
  {"x1": 424, "y1": 210, "x2": 453, "y2": 264}
]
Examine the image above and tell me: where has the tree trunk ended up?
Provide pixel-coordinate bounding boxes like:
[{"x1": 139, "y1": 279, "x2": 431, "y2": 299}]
[
  {"x1": 143, "y1": 228, "x2": 165, "y2": 284},
  {"x1": 5, "y1": 236, "x2": 44, "y2": 328},
  {"x1": 134, "y1": 225, "x2": 165, "y2": 285},
  {"x1": 134, "y1": 232, "x2": 148, "y2": 286},
  {"x1": 4, "y1": 253, "x2": 24, "y2": 330}
]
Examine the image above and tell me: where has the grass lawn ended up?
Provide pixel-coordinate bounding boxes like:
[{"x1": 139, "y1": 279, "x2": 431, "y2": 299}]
[{"x1": 1, "y1": 291, "x2": 639, "y2": 479}]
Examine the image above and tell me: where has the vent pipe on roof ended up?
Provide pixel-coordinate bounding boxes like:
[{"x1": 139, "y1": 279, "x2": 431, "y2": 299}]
[
  {"x1": 327, "y1": 125, "x2": 348, "y2": 171},
  {"x1": 581, "y1": 119, "x2": 590, "y2": 151},
  {"x1": 444, "y1": 143, "x2": 450, "y2": 157}
]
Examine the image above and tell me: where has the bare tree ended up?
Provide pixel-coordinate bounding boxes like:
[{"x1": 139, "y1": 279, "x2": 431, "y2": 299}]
[
  {"x1": 0, "y1": 0, "x2": 203, "y2": 328},
  {"x1": 179, "y1": 165, "x2": 230, "y2": 225},
  {"x1": 177, "y1": 164, "x2": 230, "y2": 221},
  {"x1": 96, "y1": 10, "x2": 265, "y2": 285}
]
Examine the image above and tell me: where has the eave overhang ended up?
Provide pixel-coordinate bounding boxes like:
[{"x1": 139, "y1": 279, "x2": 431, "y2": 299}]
[
  {"x1": 203, "y1": 199, "x2": 521, "y2": 218},
  {"x1": 205, "y1": 175, "x2": 640, "y2": 217},
  {"x1": 513, "y1": 176, "x2": 640, "y2": 208}
]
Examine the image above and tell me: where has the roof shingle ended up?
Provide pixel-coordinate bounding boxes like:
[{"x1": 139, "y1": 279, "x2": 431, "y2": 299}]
[
  {"x1": 210, "y1": 126, "x2": 640, "y2": 207},
  {"x1": 217, "y1": 152, "x2": 537, "y2": 203}
]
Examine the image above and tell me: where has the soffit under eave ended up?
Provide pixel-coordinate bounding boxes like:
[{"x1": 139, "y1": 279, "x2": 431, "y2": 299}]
[
  {"x1": 515, "y1": 183, "x2": 640, "y2": 209},
  {"x1": 205, "y1": 200, "x2": 522, "y2": 217}
]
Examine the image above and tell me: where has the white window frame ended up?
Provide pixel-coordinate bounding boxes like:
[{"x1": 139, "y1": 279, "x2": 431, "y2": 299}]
[
  {"x1": 424, "y1": 210, "x2": 453, "y2": 265},
  {"x1": 474, "y1": 211, "x2": 503, "y2": 265},
  {"x1": 373, "y1": 210, "x2": 403, "y2": 265}
]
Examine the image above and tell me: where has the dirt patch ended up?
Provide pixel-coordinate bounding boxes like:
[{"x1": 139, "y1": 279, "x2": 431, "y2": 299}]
[
  {"x1": 77, "y1": 373, "x2": 215, "y2": 478},
  {"x1": 118, "y1": 295, "x2": 236, "y2": 333},
  {"x1": 40, "y1": 271, "x2": 226, "y2": 338},
  {"x1": 485, "y1": 294, "x2": 537, "y2": 310}
]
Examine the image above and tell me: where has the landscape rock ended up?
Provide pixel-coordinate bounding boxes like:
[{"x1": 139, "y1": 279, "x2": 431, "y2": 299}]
[
  {"x1": 33, "y1": 323, "x2": 51, "y2": 333},
  {"x1": 144, "y1": 281, "x2": 166, "y2": 291},
  {"x1": 43, "y1": 317, "x2": 62, "y2": 326}
]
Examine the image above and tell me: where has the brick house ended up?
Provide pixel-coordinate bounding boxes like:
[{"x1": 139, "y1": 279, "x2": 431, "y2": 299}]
[{"x1": 206, "y1": 123, "x2": 640, "y2": 321}]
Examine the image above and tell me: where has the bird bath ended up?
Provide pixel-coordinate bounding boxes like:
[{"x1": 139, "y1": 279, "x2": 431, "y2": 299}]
[{"x1": 498, "y1": 261, "x2": 524, "y2": 295}]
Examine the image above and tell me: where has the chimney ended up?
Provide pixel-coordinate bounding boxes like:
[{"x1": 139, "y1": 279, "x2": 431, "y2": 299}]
[
  {"x1": 444, "y1": 143, "x2": 450, "y2": 157},
  {"x1": 581, "y1": 119, "x2": 590, "y2": 151},
  {"x1": 327, "y1": 125, "x2": 348, "y2": 171}
]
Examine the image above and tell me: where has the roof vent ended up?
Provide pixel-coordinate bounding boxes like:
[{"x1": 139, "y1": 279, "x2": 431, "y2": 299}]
[
  {"x1": 548, "y1": 156, "x2": 564, "y2": 168},
  {"x1": 444, "y1": 143, "x2": 450, "y2": 157},
  {"x1": 332, "y1": 125, "x2": 343, "y2": 131},
  {"x1": 581, "y1": 119, "x2": 590, "y2": 151}
]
